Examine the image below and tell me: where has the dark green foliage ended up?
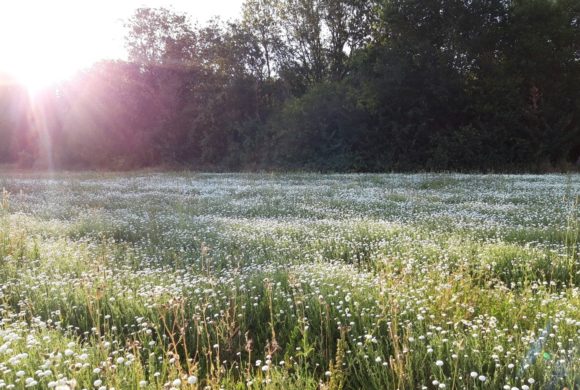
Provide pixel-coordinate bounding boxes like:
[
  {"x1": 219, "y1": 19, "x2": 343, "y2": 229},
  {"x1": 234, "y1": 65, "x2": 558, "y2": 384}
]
[
  {"x1": 267, "y1": 82, "x2": 368, "y2": 170},
  {"x1": 1, "y1": 0, "x2": 578, "y2": 171}
]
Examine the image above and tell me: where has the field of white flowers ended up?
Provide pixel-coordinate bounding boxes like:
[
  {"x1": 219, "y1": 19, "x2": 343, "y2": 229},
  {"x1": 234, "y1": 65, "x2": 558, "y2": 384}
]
[{"x1": 0, "y1": 172, "x2": 578, "y2": 390}]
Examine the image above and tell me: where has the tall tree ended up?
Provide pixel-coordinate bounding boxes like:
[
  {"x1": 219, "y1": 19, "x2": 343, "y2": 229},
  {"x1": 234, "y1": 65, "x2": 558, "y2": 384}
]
[
  {"x1": 125, "y1": 7, "x2": 197, "y2": 67},
  {"x1": 242, "y1": 0, "x2": 284, "y2": 79}
]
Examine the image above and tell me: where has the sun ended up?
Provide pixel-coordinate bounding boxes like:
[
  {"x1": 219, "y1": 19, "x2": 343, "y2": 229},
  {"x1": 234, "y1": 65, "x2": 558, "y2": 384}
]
[
  {"x1": 7, "y1": 62, "x2": 71, "y2": 95},
  {"x1": 0, "y1": 0, "x2": 246, "y2": 94},
  {"x1": 0, "y1": 1, "x2": 124, "y2": 94},
  {"x1": 1, "y1": 0, "x2": 246, "y2": 94},
  {"x1": 1, "y1": 3, "x2": 75, "y2": 92}
]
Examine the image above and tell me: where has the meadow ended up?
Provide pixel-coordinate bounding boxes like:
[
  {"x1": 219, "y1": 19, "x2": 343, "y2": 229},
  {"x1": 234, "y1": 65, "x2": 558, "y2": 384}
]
[{"x1": 0, "y1": 172, "x2": 578, "y2": 390}]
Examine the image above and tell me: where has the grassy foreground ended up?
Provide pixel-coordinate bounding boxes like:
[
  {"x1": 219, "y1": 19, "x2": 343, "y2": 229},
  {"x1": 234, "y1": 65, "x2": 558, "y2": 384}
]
[{"x1": 0, "y1": 172, "x2": 578, "y2": 389}]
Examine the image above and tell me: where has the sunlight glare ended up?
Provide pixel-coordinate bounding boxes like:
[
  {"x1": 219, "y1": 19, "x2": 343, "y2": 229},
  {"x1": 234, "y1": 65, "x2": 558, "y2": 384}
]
[
  {"x1": 0, "y1": 1, "x2": 124, "y2": 93},
  {"x1": 0, "y1": 0, "x2": 244, "y2": 93}
]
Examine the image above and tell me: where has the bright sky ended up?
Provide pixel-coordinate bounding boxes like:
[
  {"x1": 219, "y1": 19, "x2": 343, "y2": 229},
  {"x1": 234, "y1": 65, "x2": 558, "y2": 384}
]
[{"x1": 0, "y1": 0, "x2": 244, "y2": 89}]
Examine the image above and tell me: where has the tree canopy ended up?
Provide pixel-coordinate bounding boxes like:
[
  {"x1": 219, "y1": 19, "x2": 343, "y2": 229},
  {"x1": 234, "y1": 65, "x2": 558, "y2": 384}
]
[{"x1": 1, "y1": 0, "x2": 579, "y2": 171}]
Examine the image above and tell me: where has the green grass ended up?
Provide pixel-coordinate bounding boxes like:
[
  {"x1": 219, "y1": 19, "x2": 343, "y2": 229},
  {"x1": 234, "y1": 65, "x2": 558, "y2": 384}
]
[{"x1": 0, "y1": 173, "x2": 578, "y2": 389}]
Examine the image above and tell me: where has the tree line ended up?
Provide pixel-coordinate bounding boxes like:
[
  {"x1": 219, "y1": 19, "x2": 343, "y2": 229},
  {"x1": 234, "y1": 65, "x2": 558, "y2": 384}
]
[{"x1": 1, "y1": 0, "x2": 579, "y2": 171}]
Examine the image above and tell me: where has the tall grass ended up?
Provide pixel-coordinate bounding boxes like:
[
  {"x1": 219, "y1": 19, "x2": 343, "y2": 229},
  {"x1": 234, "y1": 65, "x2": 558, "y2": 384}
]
[{"x1": 0, "y1": 173, "x2": 578, "y2": 389}]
